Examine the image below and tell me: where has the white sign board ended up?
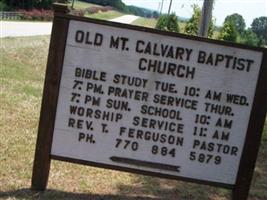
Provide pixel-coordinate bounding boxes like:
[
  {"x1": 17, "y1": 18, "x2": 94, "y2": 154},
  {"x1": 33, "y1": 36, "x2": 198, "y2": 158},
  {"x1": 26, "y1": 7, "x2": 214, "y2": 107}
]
[{"x1": 51, "y1": 20, "x2": 263, "y2": 185}]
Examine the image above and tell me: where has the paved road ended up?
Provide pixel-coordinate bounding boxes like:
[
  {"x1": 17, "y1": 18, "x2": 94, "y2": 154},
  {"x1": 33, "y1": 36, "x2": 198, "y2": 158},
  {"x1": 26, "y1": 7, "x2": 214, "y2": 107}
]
[
  {"x1": 109, "y1": 15, "x2": 139, "y2": 24},
  {"x1": 1, "y1": 15, "x2": 138, "y2": 38},
  {"x1": 1, "y1": 21, "x2": 52, "y2": 38}
]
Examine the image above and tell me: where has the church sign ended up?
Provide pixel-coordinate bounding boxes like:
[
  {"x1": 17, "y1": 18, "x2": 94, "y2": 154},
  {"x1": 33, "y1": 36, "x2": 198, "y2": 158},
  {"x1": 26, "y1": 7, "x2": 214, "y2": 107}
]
[{"x1": 32, "y1": 4, "x2": 267, "y2": 200}]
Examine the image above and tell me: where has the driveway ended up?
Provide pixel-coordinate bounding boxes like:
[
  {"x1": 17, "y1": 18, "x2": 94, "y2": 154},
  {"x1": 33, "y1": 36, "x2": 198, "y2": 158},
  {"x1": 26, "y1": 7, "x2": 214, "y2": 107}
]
[
  {"x1": 109, "y1": 15, "x2": 139, "y2": 24},
  {"x1": 1, "y1": 15, "x2": 139, "y2": 38}
]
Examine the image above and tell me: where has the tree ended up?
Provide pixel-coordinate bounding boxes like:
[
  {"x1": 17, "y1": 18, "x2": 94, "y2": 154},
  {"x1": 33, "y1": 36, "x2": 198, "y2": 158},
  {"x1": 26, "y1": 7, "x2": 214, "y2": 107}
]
[
  {"x1": 4, "y1": 0, "x2": 53, "y2": 9},
  {"x1": 251, "y1": 16, "x2": 267, "y2": 45},
  {"x1": 84, "y1": 0, "x2": 127, "y2": 11},
  {"x1": 156, "y1": 13, "x2": 179, "y2": 32},
  {"x1": 152, "y1": 11, "x2": 159, "y2": 19},
  {"x1": 5, "y1": 0, "x2": 35, "y2": 9},
  {"x1": 184, "y1": 5, "x2": 200, "y2": 36},
  {"x1": 218, "y1": 21, "x2": 238, "y2": 42},
  {"x1": 238, "y1": 29, "x2": 260, "y2": 46},
  {"x1": 112, "y1": 0, "x2": 126, "y2": 11},
  {"x1": 0, "y1": 1, "x2": 9, "y2": 11},
  {"x1": 224, "y1": 13, "x2": 246, "y2": 34},
  {"x1": 184, "y1": 5, "x2": 214, "y2": 38}
]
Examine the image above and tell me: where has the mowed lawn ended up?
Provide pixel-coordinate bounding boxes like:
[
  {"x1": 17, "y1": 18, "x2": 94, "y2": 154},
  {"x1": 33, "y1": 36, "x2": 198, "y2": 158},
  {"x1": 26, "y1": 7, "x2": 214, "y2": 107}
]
[
  {"x1": 132, "y1": 17, "x2": 158, "y2": 28},
  {"x1": 67, "y1": 0, "x2": 125, "y2": 21},
  {"x1": 0, "y1": 36, "x2": 267, "y2": 200}
]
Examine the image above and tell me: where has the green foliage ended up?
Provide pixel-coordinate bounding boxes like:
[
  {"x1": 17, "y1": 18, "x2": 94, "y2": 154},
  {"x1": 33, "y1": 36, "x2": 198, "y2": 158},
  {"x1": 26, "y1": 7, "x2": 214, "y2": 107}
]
[
  {"x1": 208, "y1": 18, "x2": 215, "y2": 38},
  {"x1": 184, "y1": 5, "x2": 214, "y2": 38},
  {"x1": 238, "y1": 29, "x2": 260, "y2": 47},
  {"x1": 219, "y1": 13, "x2": 265, "y2": 47},
  {"x1": 184, "y1": 5, "x2": 200, "y2": 36},
  {"x1": 112, "y1": 0, "x2": 125, "y2": 11},
  {"x1": 5, "y1": 0, "x2": 35, "y2": 9},
  {"x1": 5, "y1": 0, "x2": 53, "y2": 9},
  {"x1": 82, "y1": 0, "x2": 158, "y2": 18},
  {"x1": 167, "y1": 13, "x2": 179, "y2": 32},
  {"x1": 38, "y1": 0, "x2": 53, "y2": 9},
  {"x1": 82, "y1": 0, "x2": 126, "y2": 10},
  {"x1": 152, "y1": 11, "x2": 159, "y2": 19},
  {"x1": 251, "y1": 16, "x2": 267, "y2": 45},
  {"x1": 156, "y1": 15, "x2": 167, "y2": 29},
  {"x1": 19, "y1": 9, "x2": 54, "y2": 21},
  {"x1": 156, "y1": 13, "x2": 179, "y2": 32},
  {"x1": 218, "y1": 21, "x2": 238, "y2": 42},
  {"x1": 0, "y1": 1, "x2": 10, "y2": 11},
  {"x1": 127, "y1": 5, "x2": 157, "y2": 18},
  {"x1": 224, "y1": 13, "x2": 246, "y2": 34}
]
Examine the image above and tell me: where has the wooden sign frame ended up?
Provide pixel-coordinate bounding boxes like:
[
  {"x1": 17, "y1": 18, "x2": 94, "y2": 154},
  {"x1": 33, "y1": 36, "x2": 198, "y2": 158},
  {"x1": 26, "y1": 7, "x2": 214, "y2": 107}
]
[{"x1": 31, "y1": 4, "x2": 267, "y2": 200}]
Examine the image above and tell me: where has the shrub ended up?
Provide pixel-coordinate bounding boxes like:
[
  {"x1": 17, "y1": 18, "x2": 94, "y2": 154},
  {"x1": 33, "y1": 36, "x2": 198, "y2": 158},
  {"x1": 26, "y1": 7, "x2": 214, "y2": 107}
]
[
  {"x1": 156, "y1": 13, "x2": 179, "y2": 32},
  {"x1": 84, "y1": 6, "x2": 112, "y2": 14},
  {"x1": 18, "y1": 9, "x2": 53, "y2": 21},
  {"x1": 238, "y1": 29, "x2": 260, "y2": 47},
  {"x1": 156, "y1": 15, "x2": 168, "y2": 30},
  {"x1": 184, "y1": 4, "x2": 214, "y2": 38},
  {"x1": 71, "y1": 9, "x2": 86, "y2": 17},
  {"x1": 0, "y1": 1, "x2": 9, "y2": 11},
  {"x1": 251, "y1": 16, "x2": 267, "y2": 46},
  {"x1": 218, "y1": 21, "x2": 238, "y2": 42},
  {"x1": 70, "y1": 6, "x2": 113, "y2": 17}
]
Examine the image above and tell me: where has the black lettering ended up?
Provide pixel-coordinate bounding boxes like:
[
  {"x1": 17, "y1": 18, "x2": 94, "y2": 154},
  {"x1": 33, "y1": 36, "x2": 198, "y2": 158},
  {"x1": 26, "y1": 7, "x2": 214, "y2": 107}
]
[
  {"x1": 110, "y1": 36, "x2": 119, "y2": 49},
  {"x1": 75, "y1": 30, "x2": 84, "y2": 43}
]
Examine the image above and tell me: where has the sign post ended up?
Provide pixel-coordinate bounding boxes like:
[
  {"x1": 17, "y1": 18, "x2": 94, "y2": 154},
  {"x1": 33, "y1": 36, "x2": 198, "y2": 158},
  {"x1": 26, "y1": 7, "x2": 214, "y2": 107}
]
[
  {"x1": 31, "y1": 3, "x2": 70, "y2": 190},
  {"x1": 232, "y1": 52, "x2": 267, "y2": 199},
  {"x1": 32, "y1": 4, "x2": 267, "y2": 199}
]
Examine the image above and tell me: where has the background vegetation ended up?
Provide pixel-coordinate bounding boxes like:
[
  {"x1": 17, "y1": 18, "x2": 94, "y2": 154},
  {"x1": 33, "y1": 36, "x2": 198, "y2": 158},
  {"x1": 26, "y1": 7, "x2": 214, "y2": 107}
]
[
  {"x1": 184, "y1": 5, "x2": 214, "y2": 38},
  {"x1": 155, "y1": 13, "x2": 179, "y2": 32},
  {"x1": 1, "y1": 0, "x2": 266, "y2": 47},
  {"x1": 81, "y1": 0, "x2": 159, "y2": 18},
  {"x1": 0, "y1": 0, "x2": 53, "y2": 10}
]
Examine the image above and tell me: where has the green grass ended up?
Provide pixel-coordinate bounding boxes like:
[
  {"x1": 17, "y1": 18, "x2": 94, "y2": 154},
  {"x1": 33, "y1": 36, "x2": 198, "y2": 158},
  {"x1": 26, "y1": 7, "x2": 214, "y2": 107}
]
[
  {"x1": 68, "y1": 0, "x2": 125, "y2": 21},
  {"x1": 0, "y1": 36, "x2": 266, "y2": 200},
  {"x1": 132, "y1": 17, "x2": 157, "y2": 28},
  {"x1": 131, "y1": 18, "x2": 188, "y2": 32},
  {"x1": 85, "y1": 10, "x2": 124, "y2": 20}
]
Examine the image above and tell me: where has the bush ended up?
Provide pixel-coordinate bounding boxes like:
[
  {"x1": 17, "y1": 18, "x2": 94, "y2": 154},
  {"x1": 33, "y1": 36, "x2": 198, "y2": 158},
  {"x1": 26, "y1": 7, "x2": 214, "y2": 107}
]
[
  {"x1": 71, "y1": 9, "x2": 86, "y2": 17},
  {"x1": 156, "y1": 13, "x2": 179, "y2": 32},
  {"x1": 18, "y1": 9, "x2": 53, "y2": 21},
  {"x1": 83, "y1": 0, "x2": 157, "y2": 18},
  {"x1": 224, "y1": 13, "x2": 246, "y2": 34},
  {"x1": 218, "y1": 21, "x2": 238, "y2": 42},
  {"x1": 70, "y1": 6, "x2": 113, "y2": 17},
  {"x1": 238, "y1": 29, "x2": 260, "y2": 47},
  {"x1": 184, "y1": 4, "x2": 214, "y2": 38},
  {"x1": 251, "y1": 16, "x2": 267, "y2": 46},
  {"x1": 0, "y1": 1, "x2": 9, "y2": 11},
  {"x1": 84, "y1": 6, "x2": 112, "y2": 14}
]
